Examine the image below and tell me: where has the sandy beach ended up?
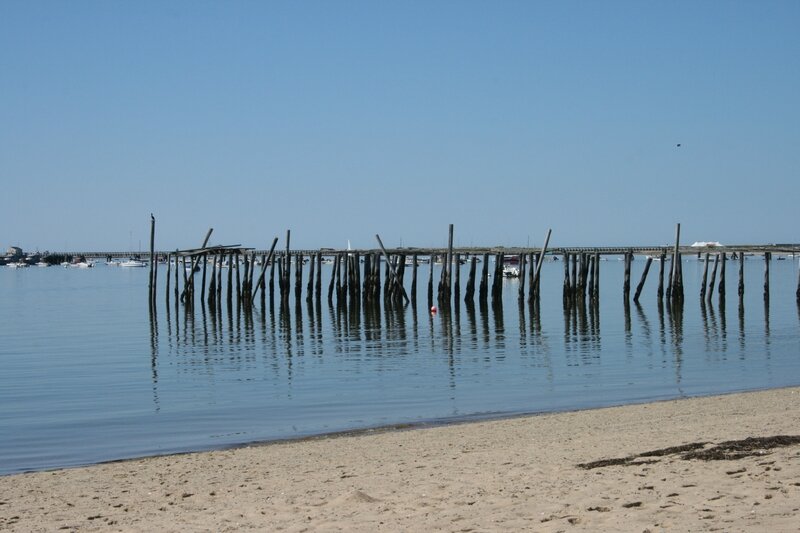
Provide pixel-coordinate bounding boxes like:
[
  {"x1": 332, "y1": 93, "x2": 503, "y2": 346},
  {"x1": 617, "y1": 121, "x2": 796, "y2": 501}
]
[{"x1": 2, "y1": 387, "x2": 799, "y2": 532}]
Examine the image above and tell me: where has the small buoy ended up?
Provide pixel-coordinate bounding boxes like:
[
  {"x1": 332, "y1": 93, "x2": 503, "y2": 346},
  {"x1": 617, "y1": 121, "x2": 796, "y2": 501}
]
[{"x1": 430, "y1": 306, "x2": 437, "y2": 314}]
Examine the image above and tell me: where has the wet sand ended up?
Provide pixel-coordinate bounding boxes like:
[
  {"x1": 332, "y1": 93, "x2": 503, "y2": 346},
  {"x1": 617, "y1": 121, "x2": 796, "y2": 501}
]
[{"x1": 2, "y1": 387, "x2": 799, "y2": 532}]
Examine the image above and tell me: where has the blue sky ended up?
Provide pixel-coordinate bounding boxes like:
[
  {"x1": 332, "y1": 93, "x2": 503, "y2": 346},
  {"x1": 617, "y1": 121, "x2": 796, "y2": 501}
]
[{"x1": 2, "y1": 1, "x2": 798, "y2": 252}]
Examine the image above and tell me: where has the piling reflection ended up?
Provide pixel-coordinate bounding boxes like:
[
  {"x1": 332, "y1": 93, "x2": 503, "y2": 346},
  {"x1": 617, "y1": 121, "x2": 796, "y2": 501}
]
[{"x1": 148, "y1": 256, "x2": 799, "y2": 411}]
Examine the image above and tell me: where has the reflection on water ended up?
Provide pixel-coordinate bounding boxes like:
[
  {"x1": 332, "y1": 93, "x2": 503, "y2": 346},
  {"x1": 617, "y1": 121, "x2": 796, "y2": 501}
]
[{"x1": 2, "y1": 258, "x2": 800, "y2": 475}]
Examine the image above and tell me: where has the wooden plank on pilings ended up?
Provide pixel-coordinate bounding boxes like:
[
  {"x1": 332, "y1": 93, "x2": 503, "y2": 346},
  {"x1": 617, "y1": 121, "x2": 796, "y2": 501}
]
[
  {"x1": 149, "y1": 214, "x2": 156, "y2": 303},
  {"x1": 738, "y1": 251, "x2": 745, "y2": 300},
  {"x1": 707, "y1": 254, "x2": 719, "y2": 301},
  {"x1": 251, "y1": 238, "x2": 279, "y2": 302},
  {"x1": 479, "y1": 253, "x2": 489, "y2": 303},
  {"x1": 465, "y1": 255, "x2": 476, "y2": 302},
  {"x1": 718, "y1": 252, "x2": 727, "y2": 302},
  {"x1": 375, "y1": 234, "x2": 410, "y2": 304},
  {"x1": 764, "y1": 252, "x2": 770, "y2": 301},
  {"x1": 180, "y1": 228, "x2": 213, "y2": 302},
  {"x1": 633, "y1": 256, "x2": 653, "y2": 303}
]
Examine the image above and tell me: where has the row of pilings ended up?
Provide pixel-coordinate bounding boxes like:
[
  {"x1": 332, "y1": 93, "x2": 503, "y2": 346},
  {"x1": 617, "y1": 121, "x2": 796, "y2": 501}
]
[{"x1": 147, "y1": 221, "x2": 799, "y2": 314}]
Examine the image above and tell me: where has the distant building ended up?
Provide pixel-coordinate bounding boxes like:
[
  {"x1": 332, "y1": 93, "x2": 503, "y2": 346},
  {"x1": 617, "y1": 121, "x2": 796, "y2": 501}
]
[{"x1": 6, "y1": 246, "x2": 23, "y2": 258}]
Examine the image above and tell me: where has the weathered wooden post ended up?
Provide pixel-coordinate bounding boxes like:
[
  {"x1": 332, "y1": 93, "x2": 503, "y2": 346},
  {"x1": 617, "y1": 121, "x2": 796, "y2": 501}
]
[
  {"x1": 738, "y1": 251, "x2": 745, "y2": 301},
  {"x1": 670, "y1": 223, "x2": 681, "y2": 298},
  {"x1": 633, "y1": 256, "x2": 653, "y2": 303},
  {"x1": 657, "y1": 252, "x2": 665, "y2": 300},
  {"x1": 700, "y1": 253, "x2": 710, "y2": 299},
  {"x1": 530, "y1": 229, "x2": 551, "y2": 303},
  {"x1": 180, "y1": 228, "x2": 213, "y2": 302},
  {"x1": 465, "y1": 255, "x2": 477, "y2": 302},
  {"x1": 200, "y1": 253, "x2": 208, "y2": 304},
  {"x1": 252, "y1": 238, "x2": 279, "y2": 302},
  {"x1": 718, "y1": 252, "x2": 726, "y2": 302},
  {"x1": 479, "y1": 253, "x2": 489, "y2": 303},
  {"x1": 707, "y1": 254, "x2": 719, "y2": 302},
  {"x1": 411, "y1": 254, "x2": 418, "y2": 302},
  {"x1": 764, "y1": 252, "x2": 770, "y2": 301},
  {"x1": 165, "y1": 253, "x2": 172, "y2": 306},
  {"x1": 148, "y1": 214, "x2": 156, "y2": 304},
  {"x1": 623, "y1": 251, "x2": 632, "y2": 301},
  {"x1": 375, "y1": 234, "x2": 409, "y2": 304}
]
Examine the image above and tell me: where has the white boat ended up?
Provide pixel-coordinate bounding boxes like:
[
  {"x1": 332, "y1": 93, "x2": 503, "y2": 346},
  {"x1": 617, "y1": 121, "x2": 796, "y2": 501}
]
[
  {"x1": 73, "y1": 261, "x2": 95, "y2": 268},
  {"x1": 7, "y1": 262, "x2": 29, "y2": 268},
  {"x1": 36, "y1": 261, "x2": 49, "y2": 267},
  {"x1": 120, "y1": 259, "x2": 147, "y2": 268},
  {"x1": 502, "y1": 265, "x2": 520, "y2": 278}
]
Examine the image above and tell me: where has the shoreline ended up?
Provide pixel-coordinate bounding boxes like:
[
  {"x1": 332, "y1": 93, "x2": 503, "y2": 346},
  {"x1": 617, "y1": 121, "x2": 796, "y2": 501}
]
[{"x1": 2, "y1": 386, "x2": 800, "y2": 531}]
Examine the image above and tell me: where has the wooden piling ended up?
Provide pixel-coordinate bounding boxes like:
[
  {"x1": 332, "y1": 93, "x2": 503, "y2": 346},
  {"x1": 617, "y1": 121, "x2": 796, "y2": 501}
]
[
  {"x1": 411, "y1": 254, "x2": 418, "y2": 302},
  {"x1": 633, "y1": 256, "x2": 653, "y2": 303},
  {"x1": 428, "y1": 255, "x2": 435, "y2": 307},
  {"x1": 707, "y1": 254, "x2": 719, "y2": 301},
  {"x1": 738, "y1": 251, "x2": 745, "y2": 300},
  {"x1": 307, "y1": 253, "x2": 315, "y2": 302},
  {"x1": 657, "y1": 252, "x2": 665, "y2": 300},
  {"x1": 148, "y1": 214, "x2": 156, "y2": 304},
  {"x1": 479, "y1": 253, "x2": 489, "y2": 303},
  {"x1": 465, "y1": 256, "x2": 477, "y2": 302},
  {"x1": 700, "y1": 253, "x2": 710, "y2": 299},
  {"x1": 531, "y1": 229, "x2": 552, "y2": 302},
  {"x1": 200, "y1": 253, "x2": 207, "y2": 304},
  {"x1": 670, "y1": 223, "x2": 681, "y2": 297},
  {"x1": 764, "y1": 252, "x2": 770, "y2": 300},
  {"x1": 165, "y1": 253, "x2": 172, "y2": 305},
  {"x1": 718, "y1": 252, "x2": 726, "y2": 302},
  {"x1": 375, "y1": 234, "x2": 409, "y2": 304},
  {"x1": 251, "y1": 238, "x2": 279, "y2": 302},
  {"x1": 623, "y1": 251, "x2": 632, "y2": 300}
]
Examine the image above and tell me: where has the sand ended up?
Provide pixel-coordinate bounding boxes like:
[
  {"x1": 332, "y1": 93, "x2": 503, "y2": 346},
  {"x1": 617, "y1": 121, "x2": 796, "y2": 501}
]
[{"x1": 2, "y1": 387, "x2": 799, "y2": 532}]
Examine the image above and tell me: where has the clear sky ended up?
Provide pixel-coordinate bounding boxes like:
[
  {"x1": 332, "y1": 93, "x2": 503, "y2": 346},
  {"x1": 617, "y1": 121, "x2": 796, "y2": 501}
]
[{"x1": 2, "y1": 1, "x2": 798, "y2": 252}]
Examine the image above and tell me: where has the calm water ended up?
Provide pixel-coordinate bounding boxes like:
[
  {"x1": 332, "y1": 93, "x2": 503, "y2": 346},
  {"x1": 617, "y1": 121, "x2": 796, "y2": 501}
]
[{"x1": 1, "y1": 257, "x2": 799, "y2": 475}]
